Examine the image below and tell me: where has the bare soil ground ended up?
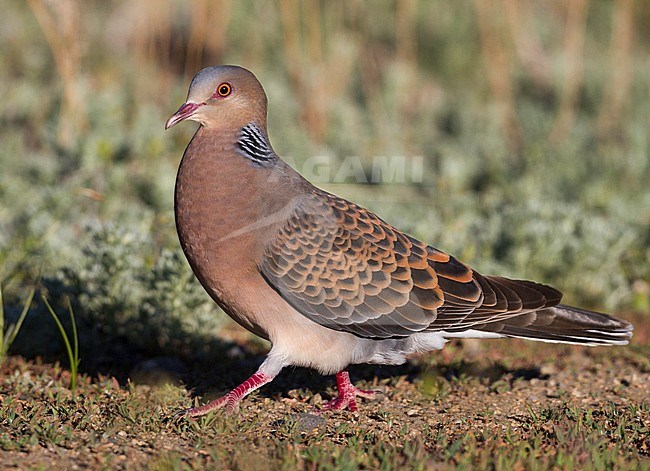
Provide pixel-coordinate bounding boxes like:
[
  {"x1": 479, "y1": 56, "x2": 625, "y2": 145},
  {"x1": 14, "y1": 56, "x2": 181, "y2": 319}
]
[{"x1": 0, "y1": 312, "x2": 648, "y2": 470}]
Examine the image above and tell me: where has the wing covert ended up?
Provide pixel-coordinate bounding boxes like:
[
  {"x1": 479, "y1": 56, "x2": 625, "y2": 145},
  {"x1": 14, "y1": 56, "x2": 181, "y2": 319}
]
[{"x1": 261, "y1": 190, "x2": 500, "y2": 338}]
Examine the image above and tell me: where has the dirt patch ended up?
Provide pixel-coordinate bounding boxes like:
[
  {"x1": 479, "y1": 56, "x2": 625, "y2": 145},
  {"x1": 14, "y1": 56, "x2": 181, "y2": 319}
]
[{"x1": 0, "y1": 313, "x2": 648, "y2": 469}]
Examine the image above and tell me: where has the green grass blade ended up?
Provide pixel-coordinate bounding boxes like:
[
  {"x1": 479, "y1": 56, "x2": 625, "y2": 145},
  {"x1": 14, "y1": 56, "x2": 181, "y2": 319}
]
[
  {"x1": 1, "y1": 286, "x2": 36, "y2": 359},
  {"x1": 5, "y1": 288, "x2": 35, "y2": 351},
  {"x1": 0, "y1": 285, "x2": 4, "y2": 355},
  {"x1": 66, "y1": 297, "x2": 80, "y2": 380},
  {"x1": 41, "y1": 294, "x2": 77, "y2": 390}
]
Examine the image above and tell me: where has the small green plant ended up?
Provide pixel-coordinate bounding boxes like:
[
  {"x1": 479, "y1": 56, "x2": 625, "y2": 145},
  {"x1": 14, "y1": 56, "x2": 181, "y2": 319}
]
[
  {"x1": 0, "y1": 286, "x2": 35, "y2": 362},
  {"x1": 42, "y1": 295, "x2": 80, "y2": 391}
]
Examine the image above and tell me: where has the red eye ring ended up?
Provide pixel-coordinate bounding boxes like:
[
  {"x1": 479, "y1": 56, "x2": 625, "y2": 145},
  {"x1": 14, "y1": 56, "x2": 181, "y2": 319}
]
[{"x1": 216, "y1": 83, "x2": 232, "y2": 98}]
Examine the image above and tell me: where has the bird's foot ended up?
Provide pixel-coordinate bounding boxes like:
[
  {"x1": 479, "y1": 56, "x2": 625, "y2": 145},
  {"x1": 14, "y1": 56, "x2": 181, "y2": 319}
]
[
  {"x1": 176, "y1": 371, "x2": 273, "y2": 419},
  {"x1": 319, "y1": 370, "x2": 378, "y2": 412},
  {"x1": 176, "y1": 391, "x2": 240, "y2": 418}
]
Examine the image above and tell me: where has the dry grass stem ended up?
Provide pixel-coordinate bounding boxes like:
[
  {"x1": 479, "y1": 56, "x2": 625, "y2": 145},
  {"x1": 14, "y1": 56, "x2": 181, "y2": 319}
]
[
  {"x1": 184, "y1": 0, "x2": 233, "y2": 79},
  {"x1": 474, "y1": 0, "x2": 523, "y2": 154},
  {"x1": 549, "y1": 0, "x2": 589, "y2": 144},
  {"x1": 505, "y1": 0, "x2": 554, "y2": 94},
  {"x1": 280, "y1": 0, "x2": 357, "y2": 140},
  {"x1": 596, "y1": 0, "x2": 635, "y2": 140},
  {"x1": 26, "y1": 0, "x2": 86, "y2": 148}
]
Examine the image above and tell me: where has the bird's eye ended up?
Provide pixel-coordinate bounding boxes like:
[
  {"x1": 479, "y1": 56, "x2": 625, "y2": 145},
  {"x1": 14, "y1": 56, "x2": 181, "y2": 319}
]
[{"x1": 216, "y1": 83, "x2": 232, "y2": 97}]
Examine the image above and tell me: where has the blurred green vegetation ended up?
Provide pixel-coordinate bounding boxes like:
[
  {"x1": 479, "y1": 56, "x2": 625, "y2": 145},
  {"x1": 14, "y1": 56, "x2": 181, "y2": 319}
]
[{"x1": 0, "y1": 0, "x2": 648, "y2": 367}]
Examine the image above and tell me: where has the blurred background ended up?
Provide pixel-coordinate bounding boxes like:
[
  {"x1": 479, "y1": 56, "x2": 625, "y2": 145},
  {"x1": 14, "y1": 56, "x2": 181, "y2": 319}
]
[{"x1": 0, "y1": 0, "x2": 648, "y2": 373}]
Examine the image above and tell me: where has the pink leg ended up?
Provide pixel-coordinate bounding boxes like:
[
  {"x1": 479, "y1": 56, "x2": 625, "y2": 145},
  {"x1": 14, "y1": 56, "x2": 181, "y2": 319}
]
[
  {"x1": 180, "y1": 371, "x2": 273, "y2": 418},
  {"x1": 320, "y1": 371, "x2": 376, "y2": 412}
]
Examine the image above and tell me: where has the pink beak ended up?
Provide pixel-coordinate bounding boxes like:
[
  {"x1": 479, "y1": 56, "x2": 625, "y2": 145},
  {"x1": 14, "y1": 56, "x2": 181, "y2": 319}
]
[{"x1": 165, "y1": 102, "x2": 201, "y2": 129}]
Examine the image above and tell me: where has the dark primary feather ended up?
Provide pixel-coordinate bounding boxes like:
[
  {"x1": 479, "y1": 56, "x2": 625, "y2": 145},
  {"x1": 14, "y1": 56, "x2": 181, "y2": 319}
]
[
  {"x1": 258, "y1": 187, "x2": 631, "y2": 343},
  {"x1": 478, "y1": 304, "x2": 632, "y2": 345}
]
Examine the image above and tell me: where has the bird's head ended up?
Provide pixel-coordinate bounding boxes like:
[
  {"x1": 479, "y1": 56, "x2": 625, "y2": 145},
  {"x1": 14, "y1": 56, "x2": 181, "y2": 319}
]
[{"x1": 165, "y1": 65, "x2": 268, "y2": 130}]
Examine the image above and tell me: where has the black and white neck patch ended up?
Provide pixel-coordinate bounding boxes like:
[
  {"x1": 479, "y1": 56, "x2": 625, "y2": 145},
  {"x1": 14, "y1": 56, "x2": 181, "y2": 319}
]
[{"x1": 236, "y1": 123, "x2": 276, "y2": 164}]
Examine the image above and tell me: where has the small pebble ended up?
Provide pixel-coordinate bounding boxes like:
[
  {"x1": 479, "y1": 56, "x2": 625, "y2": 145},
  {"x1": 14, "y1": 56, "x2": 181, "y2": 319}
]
[{"x1": 291, "y1": 413, "x2": 326, "y2": 432}]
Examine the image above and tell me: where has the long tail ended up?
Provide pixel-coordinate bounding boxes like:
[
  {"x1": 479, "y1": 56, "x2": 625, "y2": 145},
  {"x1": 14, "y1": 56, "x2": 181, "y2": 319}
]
[{"x1": 481, "y1": 304, "x2": 633, "y2": 346}]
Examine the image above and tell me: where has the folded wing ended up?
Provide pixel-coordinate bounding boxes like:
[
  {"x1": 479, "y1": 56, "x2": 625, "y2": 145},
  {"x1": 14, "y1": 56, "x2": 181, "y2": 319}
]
[{"x1": 260, "y1": 190, "x2": 562, "y2": 339}]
